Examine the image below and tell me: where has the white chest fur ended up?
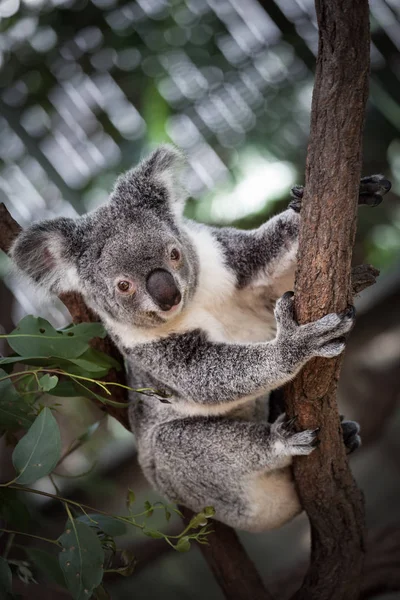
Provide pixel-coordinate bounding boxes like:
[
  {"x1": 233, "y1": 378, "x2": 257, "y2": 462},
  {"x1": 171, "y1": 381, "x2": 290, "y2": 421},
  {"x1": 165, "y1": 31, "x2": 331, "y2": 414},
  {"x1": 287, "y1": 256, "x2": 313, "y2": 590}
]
[{"x1": 105, "y1": 224, "x2": 277, "y2": 346}]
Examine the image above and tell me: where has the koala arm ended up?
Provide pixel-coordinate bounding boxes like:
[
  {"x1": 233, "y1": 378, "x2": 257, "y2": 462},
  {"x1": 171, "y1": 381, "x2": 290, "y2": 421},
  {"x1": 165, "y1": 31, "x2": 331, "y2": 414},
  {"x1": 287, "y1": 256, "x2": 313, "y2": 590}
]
[
  {"x1": 210, "y1": 175, "x2": 391, "y2": 293},
  {"x1": 126, "y1": 294, "x2": 354, "y2": 410},
  {"x1": 211, "y1": 208, "x2": 298, "y2": 292}
]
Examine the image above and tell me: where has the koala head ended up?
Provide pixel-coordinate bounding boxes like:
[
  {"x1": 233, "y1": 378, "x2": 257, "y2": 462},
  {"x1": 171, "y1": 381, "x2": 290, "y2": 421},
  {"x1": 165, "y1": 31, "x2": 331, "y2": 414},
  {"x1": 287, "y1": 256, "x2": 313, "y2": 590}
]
[{"x1": 11, "y1": 145, "x2": 199, "y2": 329}]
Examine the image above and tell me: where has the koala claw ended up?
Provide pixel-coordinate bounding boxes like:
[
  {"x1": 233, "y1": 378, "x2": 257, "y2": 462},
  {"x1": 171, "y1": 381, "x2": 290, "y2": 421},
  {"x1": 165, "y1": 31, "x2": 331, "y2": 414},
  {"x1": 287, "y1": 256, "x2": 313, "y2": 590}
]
[
  {"x1": 286, "y1": 429, "x2": 319, "y2": 455},
  {"x1": 272, "y1": 417, "x2": 319, "y2": 456},
  {"x1": 275, "y1": 293, "x2": 356, "y2": 362},
  {"x1": 274, "y1": 292, "x2": 296, "y2": 327},
  {"x1": 289, "y1": 174, "x2": 391, "y2": 211},
  {"x1": 302, "y1": 306, "x2": 355, "y2": 359}
]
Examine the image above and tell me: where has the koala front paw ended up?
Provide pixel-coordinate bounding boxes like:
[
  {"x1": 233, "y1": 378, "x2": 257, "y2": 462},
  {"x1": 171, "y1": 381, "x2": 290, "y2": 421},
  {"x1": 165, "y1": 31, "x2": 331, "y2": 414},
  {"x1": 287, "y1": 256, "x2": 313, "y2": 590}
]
[
  {"x1": 272, "y1": 416, "x2": 319, "y2": 457},
  {"x1": 274, "y1": 293, "x2": 355, "y2": 362},
  {"x1": 302, "y1": 305, "x2": 355, "y2": 359},
  {"x1": 288, "y1": 185, "x2": 304, "y2": 213},
  {"x1": 289, "y1": 174, "x2": 391, "y2": 212}
]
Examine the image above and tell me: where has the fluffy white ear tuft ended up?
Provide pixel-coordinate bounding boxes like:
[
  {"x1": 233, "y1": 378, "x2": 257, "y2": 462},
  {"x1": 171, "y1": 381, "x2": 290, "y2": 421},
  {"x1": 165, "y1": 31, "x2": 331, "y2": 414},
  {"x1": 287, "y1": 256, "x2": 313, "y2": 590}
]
[
  {"x1": 141, "y1": 144, "x2": 188, "y2": 215},
  {"x1": 10, "y1": 218, "x2": 81, "y2": 294}
]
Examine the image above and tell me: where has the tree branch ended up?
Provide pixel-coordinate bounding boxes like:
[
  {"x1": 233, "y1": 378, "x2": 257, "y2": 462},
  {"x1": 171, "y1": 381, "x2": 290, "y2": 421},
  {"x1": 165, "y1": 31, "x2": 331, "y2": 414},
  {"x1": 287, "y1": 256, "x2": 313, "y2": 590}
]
[
  {"x1": 180, "y1": 506, "x2": 273, "y2": 600},
  {"x1": 282, "y1": 1, "x2": 370, "y2": 599}
]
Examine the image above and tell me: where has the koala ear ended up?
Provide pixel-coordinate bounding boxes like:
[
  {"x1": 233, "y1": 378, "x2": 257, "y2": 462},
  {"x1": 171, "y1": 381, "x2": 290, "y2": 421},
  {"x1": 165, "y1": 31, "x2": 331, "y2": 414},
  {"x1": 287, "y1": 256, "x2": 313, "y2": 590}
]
[
  {"x1": 140, "y1": 144, "x2": 188, "y2": 213},
  {"x1": 10, "y1": 218, "x2": 81, "y2": 294},
  {"x1": 113, "y1": 145, "x2": 188, "y2": 217}
]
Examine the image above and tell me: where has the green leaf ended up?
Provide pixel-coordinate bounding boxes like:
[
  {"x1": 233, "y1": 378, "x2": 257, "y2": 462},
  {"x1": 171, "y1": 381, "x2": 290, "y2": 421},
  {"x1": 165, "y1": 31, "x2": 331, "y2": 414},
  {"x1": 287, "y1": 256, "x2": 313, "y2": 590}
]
[
  {"x1": 108, "y1": 550, "x2": 136, "y2": 577},
  {"x1": 144, "y1": 500, "x2": 153, "y2": 516},
  {"x1": 12, "y1": 408, "x2": 61, "y2": 484},
  {"x1": 175, "y1": 536, "x2": 191, "y2": 552},
  {"x1": 38, "y1": 374, "x2": 58, "y2": 392},
  {"x1": 77, "y1": 348, "x2": 121, "y2": 371},
  {"x1": 0, "y1": 356, "x2": 59, "y2": 367},
  {"x1": 62, "y1": 359, "x2": 110, "y2": 377},
  {"x1": 126, "y1": 489, "x2": 135, "y2": 511},
  {"x1": 143, "y1": 529, "x2": 163, "y2": 539},
  {"x1": 76, "y1": 514, "x2": 126, "y2": 537},
  {"x1": 0, "y1": 557, "x2": 12, "y2": 598},
  {"x1": 0, "y1": 489, "x2": 30, "y2": 530},
  {"x1": 0, "y1": 369, "x2": 35, "y2": 432},
  {"x1": 50, "y1": 380, "x2": 80, "y2": 397},
  {"x1": 58, "y1": 519, "x2": 104, "y2": 600},
  {"x1": 5, "y1": 316, "x2": 106, "y2": 359},
  {"x1": 24, "y1": 547, "x2": 66, "y2": 588},
  {"x1": 188, "y1": 512, "x2": 208, "y2": 529}
]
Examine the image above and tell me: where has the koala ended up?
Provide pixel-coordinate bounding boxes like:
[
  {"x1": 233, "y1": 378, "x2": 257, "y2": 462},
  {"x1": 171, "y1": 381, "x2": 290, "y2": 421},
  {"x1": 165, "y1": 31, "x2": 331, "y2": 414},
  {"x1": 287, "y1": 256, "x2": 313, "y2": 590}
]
[{"x1": 10, "y1": 146, "x2": 390, "y2": 532}]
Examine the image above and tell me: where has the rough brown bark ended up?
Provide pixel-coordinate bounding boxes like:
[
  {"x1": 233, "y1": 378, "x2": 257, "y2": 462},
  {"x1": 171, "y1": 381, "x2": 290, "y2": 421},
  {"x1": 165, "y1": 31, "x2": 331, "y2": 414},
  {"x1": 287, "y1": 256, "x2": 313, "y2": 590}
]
[
  {"x1": 282, "y1": 1, "x2": 370, "y2": 599},
  {"x1": 270, "y1": 527, "x2": 400, "y2": 600}
]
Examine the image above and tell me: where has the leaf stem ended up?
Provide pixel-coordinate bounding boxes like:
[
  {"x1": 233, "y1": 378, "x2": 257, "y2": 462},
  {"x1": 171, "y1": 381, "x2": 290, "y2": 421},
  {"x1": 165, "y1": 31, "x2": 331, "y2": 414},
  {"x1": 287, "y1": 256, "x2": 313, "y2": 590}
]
[{"x1": 0, "y1": 528, "x2": 60, "y2": 547}]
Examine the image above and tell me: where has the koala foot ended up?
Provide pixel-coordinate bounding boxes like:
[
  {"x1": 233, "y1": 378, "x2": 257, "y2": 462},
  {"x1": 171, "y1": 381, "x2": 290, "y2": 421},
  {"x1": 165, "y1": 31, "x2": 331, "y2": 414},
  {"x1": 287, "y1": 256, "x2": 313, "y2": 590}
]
[
  {"x1": 341, "y1": 417, "x2": 361, "y2": 454},
  {"x1": 272, "y1": 415, "x2": 319, "y2": 457},
  {"x1": 274, "y1": 292, "x2": 355, "y2": 361},
  {"x1": 289, "y1": 174, "x2": 391, "y2": 212},
  {"x1": 358, "y1": 175, "x2": 391, "y2": 207}
]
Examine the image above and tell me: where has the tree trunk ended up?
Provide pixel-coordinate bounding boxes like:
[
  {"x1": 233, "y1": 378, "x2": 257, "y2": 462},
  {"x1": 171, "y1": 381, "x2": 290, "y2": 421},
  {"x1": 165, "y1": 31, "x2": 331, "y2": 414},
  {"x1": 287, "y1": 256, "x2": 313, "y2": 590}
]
[{"x1": 283, "y1": 1, "x2": 370, "y2": 599}]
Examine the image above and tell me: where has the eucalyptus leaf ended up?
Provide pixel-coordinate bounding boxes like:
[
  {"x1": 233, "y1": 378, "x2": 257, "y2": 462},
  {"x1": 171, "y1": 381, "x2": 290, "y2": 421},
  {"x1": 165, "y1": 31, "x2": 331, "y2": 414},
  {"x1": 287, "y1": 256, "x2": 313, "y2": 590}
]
[
  {"x1": 78, "y1": 348, "x2": 121, "y2": 371},
  {"x1": 63, "y1": 359, "x2": 111, "y2": 376},
  {"x1": 0, "y1": 369, "x2": 35, "y2": 431},
  {"x1": 50, "y1": 380, "x2": 81, "y2": 397},
  {"x1": 0, "y1": 356, "x2": 59, "y2": 367},
  {"x1": 126, "y1": 489, "x2": 135, "y2": 510},
  {"x1": 118, "y1": 550, "x2": 136, "y2": 577},
  {"x1": 76, "y1": 514, "x2": 127, "y2": 537},
  {"x1": 175, "y1": 536, "x2": 191, "y2": 552},
  {"x1": 24, "y1": 547, "x2": 66, "y2": 588},
  {"x1": 12, "y1": 408, "x2": 61, "y2": 485},
  {"x1": 58, "y1": 519, "x2": 104, "y2": 600},
  {"x1": 143, "y1": 528, "x2": 163, "y2": 539},
  {"x1": 6, "y1": 316, "x2": 106, "y2": 359},
  {"x1": 0, "y1": 557, "x2": 12, "y2": 599},
  {"x1": 38, "y1": 374, "x2": 58, "y2": 392}
]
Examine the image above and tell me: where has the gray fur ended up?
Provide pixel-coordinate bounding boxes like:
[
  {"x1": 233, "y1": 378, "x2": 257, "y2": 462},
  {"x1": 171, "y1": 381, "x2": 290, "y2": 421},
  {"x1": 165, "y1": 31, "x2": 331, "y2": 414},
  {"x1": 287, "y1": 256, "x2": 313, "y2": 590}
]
[{"x1": 11, "y1": 146, "x2": 388, "y2": 531}]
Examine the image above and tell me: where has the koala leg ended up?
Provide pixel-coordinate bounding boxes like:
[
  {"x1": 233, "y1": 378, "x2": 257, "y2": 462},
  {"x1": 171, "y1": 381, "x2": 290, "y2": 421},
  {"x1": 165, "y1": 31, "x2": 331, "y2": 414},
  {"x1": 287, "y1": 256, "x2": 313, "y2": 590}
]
[
  {"x1": 139, "y1": 416, "x2": 318, "y2": 532},
  {"x1": 289, "y1": 174, "x2": 391, "y2": 212}
]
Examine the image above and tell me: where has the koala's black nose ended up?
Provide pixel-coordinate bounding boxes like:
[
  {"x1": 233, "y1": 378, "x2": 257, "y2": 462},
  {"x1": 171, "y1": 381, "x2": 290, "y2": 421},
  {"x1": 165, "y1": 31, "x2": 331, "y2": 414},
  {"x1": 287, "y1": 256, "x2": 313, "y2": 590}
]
[{"x1": 146, "y1": 269, "x2": 181, "y2": 311}]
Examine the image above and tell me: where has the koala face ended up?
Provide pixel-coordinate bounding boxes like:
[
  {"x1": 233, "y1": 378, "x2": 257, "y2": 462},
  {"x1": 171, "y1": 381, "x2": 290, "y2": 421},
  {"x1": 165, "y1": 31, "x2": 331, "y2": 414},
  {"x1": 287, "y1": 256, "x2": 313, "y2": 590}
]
[{"x1": 11, "y1": 146, "x2": 199, "y2": 329}]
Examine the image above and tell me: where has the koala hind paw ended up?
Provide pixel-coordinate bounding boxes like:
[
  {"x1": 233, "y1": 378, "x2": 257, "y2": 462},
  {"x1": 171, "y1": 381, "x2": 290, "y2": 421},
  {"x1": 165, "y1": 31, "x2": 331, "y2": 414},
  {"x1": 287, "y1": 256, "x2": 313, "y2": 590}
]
[
  {"x1": 359, "y1": 174, "x2": 391, "y2": 207},
  {"x1": 341, "y1": 418, "x2": 361, "y2": 454},
  {"x1": 272, "y1": 417, "x2": 319, "y2": 456}
]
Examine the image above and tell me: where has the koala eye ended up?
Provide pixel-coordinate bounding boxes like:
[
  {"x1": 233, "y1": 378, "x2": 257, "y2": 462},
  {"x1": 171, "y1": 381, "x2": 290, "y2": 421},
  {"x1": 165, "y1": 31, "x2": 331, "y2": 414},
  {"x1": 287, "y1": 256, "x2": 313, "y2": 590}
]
[
  {"x1": 116, "y1": 280, "x2": 135, "y2": 295},
  {"x1": 170, "y1": 248, "x2": 181, "y2": 262}
]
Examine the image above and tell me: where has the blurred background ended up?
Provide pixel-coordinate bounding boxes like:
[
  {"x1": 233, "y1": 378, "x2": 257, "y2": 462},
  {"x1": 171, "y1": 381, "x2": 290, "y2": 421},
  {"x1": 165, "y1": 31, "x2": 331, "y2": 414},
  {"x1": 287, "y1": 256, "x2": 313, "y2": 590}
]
[{"x1": 0, "y1": 0, "x2": 400, "y2": 598}]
